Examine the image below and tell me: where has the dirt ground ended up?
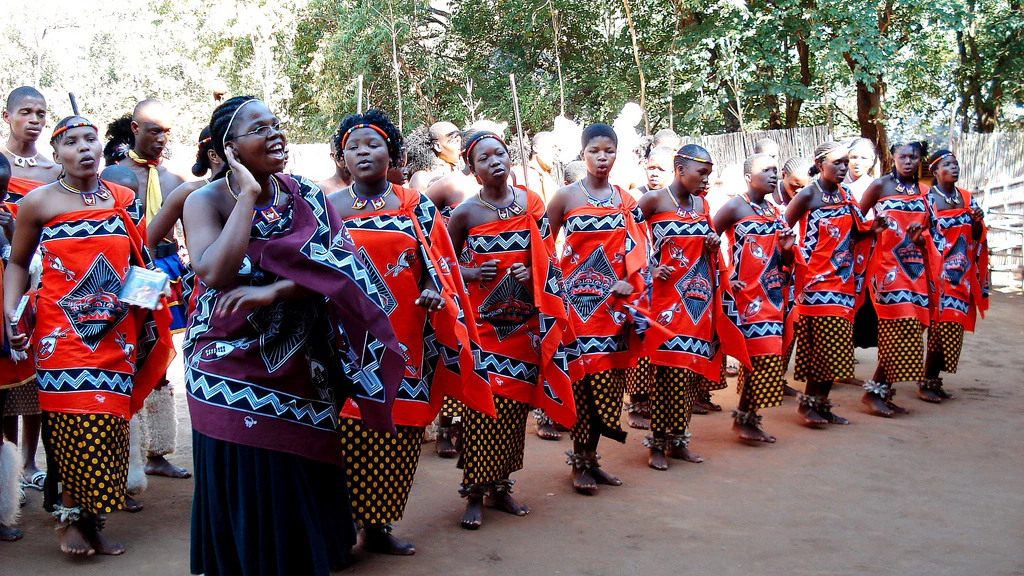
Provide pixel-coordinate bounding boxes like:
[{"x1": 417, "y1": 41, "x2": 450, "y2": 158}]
[{"x1": 3, "y1": 293, "x2": 1023, "y2": 576}]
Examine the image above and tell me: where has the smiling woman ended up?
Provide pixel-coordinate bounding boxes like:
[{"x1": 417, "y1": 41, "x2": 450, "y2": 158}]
[
  {"x1": 180, "y1": 97, "x2": 406, "y2": 576},
  {"x1": 2, "y1": 115, "x2": 176, "y2": 558}
]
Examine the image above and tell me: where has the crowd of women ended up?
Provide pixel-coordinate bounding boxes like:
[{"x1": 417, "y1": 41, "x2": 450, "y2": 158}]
[{"x1": 0, "y1": 86, "x2": 988, "y2": 575}]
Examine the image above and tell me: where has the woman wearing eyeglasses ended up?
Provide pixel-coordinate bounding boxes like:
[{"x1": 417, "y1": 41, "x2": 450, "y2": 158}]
[{"x1": 181, "y1": 97, "x2": 404, "y2": 576}]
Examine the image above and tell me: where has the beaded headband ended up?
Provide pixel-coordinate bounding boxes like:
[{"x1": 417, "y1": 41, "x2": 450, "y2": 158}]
[
  {"x1": 463, "y1": 133, "x2": 507, "y2": 162},
  {"x1": 340, "y1": 123, "x2": 391, "y2": 149},
  {"x1": 222, "y1": 98, "x2": 259, "y2": 148},
  {"x1": 50, "y1": 120, "x2": 98, "y2": 142},
  {"x1": 929, "y1": 152, "x2": 954, "y2": 170},
  {"x1": 198, "y1": 136, "x2": 212, "y2": 148},
  {"x1": 675, "y1": 152, "x2": 711, "y2": 164}
]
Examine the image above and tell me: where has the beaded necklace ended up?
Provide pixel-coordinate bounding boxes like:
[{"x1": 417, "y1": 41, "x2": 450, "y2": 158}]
[
  {"x1": 349, "y1": 182, "x2": 392, "y2": 210},
  {"x1": 578, "y1": 180, "x2": 615, "y2": 208},
  {"x1": 58, "y1": 177, "x2": 111, "y2": 206},
  {"x1": 741, "y1": 193, "x2": 778, "y2": 219},
  {"x1": 667, "y1": 188, "x2": 701, "y2": 220},
  {"x1": 478, "y1": 185, "x2": 524, "y2": 220},
  {"x1": 2, "y1": 144, "x2": 39, "y2": 168},
  {"x1": 813, "y1": 178, "x2": 844, "y2": 204},
  {"x1": 226, "y1": 170, "x2": 283, "y2": 223},
  {"x1": 930, "y1": 184, "x2": 961, "y2": 206}
]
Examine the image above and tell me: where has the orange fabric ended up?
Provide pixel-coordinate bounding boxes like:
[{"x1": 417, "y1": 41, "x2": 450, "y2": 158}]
[
  {"x1": 4, "y1": 176, "x2": 44, "y2": 217},
  {"x1": 724, "y1": 205, "x2": 803, "y2": 357},
  {"x1": 648, "y1": 202, "x2": 749, "y2": 381},
  {"x1": 461, "y1": 188, "x2": 579, "y2": 428},
  {"x1": 862, "y1": 184, "x2": 941, "y2": 326},
  {"x1": 31, "y1": 182, "x2": 175, "y2": 419},
  {"x1": 559, "y1": 189, "x2": 669, "y2": 374},
  {"x1": 341, "y1": 185, "x2": 494, "y2": 426},
  {"x1": 931, "y1": 187, "x2": 988, "y2": 331},
  {"x1": 795, "y1": 187, "x2": 873, "y2": 322},
  {"x1": 0, "y1": 261, "x2": 36, "y2": 390}
]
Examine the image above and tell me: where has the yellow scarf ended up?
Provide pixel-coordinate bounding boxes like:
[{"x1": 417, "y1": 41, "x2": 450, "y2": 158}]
[{"x1": 127, "y1": 149, "x2": 162, "y2": 223}]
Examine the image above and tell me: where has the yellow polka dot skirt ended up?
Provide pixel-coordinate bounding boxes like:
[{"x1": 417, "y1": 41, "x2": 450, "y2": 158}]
[
  {"x1": 440, "y1": 396, "x2": 464, "y2": 420},
  {"x1": 795, "y1": 315, "x2": 854, "y2": 383},
  {"x1": 699, "y1": 357, "x2": 728, "y2": 395},
  {"x1": 877, "y1": 318, "x2": 924, "y2": 383},
  {"x1": 42, "y1": 411, "x2": 129, "y2": 515},
  {"x1": 340, "y1": 418, "x2": 424, "y2": 527},
  {"x1": 650, "y1": 366, "x2": 700, "y2": 435},
  {"x1": 927, "y1": 321, "x2": 965, "y2": 373},
  {"x1": 569, "y1": 369, "x2": 628, "y2": 444},
  {"x1": 460, "y1": 396, "x2": 530, "y2": 489},
  {"x1": 737, "y1": 355, "x2": 785, "y2": 411},
  {"x1": 625, "y1": 357, "x2": 652, "y2": 396}
]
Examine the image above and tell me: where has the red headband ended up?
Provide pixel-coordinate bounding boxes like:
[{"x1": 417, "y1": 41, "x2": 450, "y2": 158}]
[
  {"x1": 198, "y1": 136, "x2": 212, "y2": 148},
  {"x1": 50, "y1": 120, "x2": 98, "y2": 142},
  {"x1": 341, "y1": 123, "x2": 391, "y2": 149},
  {"x1": 463, "y1": 133, "x2": 507, "y2": 162},
  {"x1": 929, "y1": 152, "x2": 954, "y2": 169}
]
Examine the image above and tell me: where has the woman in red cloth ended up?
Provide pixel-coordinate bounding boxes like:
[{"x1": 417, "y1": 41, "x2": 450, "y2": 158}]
[
  {"x1": 786, "y1": 141, "x2": 885, "y2": 426},
  {"x1": 4, "y1": 116, "x2": 174, "y2": 557},
  {"x1": 921, "y1": 149, "x2": 988, "y2": 402},
  {"x1": 548, "y1": 124, "x2": 668, "y2": 492},
  {"x1": 327, "y1": 110, "x2": 494, "y2": 551},
  {"x1": 640, "y1": 144, "x2": 749, "y2": 469},
  {"x1": 714, "y1": 153, "x2": 799, "y2": 443},
  {"x1": 859, "y1": 142, "x2": 941, "y2": 417},
  {"x1": 448, "y1": 130, "x2": 577, "y2": 527}
]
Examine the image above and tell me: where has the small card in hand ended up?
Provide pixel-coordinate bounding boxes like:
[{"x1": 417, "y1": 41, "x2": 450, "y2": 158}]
[
  {"x1": 119, "y1": 266, "x2": 170, "y2": 310},
  {"x1": 9, "y1": 294, "x2": 34, "y2": 337}
]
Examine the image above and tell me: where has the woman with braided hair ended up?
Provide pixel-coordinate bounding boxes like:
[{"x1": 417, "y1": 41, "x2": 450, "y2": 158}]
[
  {"x1": 327, "y1": 109, "x2": 493, "y2": 550},
  {"x1": 183, "y1": 97, "x2": 405, "y2": 575},
  {"x1": 785, "y1": 140, "x2": 885, "y2": 426},
  {"x1": 858, "y1": 142, "x2": 942, "y2": 417}
]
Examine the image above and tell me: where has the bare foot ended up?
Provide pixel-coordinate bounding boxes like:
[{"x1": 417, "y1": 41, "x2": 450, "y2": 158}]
[
  {"x1": 648, "y1": 448, "x2": 668, "y2": 470},
  {"x1": 821, "y1": 410, "x2": 850, "y2": 425},
  {"x1": 917, "y1": 387, "x2": 942, "y2": 403},
  {"x1": 0, "y1": 523, "x2": 23, "y2": 541},
  {"x1": 667, "y1": 445, "x2": 703, "y2": 463},
  {"x1": 691, "y1": 402, "x2": 709, "y2": 415},
  {"x1": 58, "y1": 522, "x2": 95, "y2": 556},
  {"x1": 733, "y1": 420, "x2": 776, "y2": 443},
  {"x1": 886, "y1": 400, "x2": 910, "y2": 415},
  {"x1": 797, "y1": 403, "x2": 828, "y2": 426},
  {"x1": 144, "y1": 456, "x2": 191, "y2": 478},
  {"x1": 361, "y1": 526, "x2": 415, "y2": 555},
  {"x1": 696, "y1": 398, "x2": 722, "y2": 412},
  {"x1": 123, "y1": 495, "x2": 144, "y2": 512},
  {"x1": 436, "y1": 435, "x2": 458, "y2": 459},
  {"x1": 553, "y1": 422, "x2": 570, "y2": 432},
  {"x1": 86, "y1": 528, "x2": 125, "y2": 556},
  {"x1": 535, "y1": 421, "x2": 561, "y2": 440},
  {"x1": 861, "y1": 393, "x2": 894, "y2": 417},
  {"x1": 591, "y1": 466, "x2": 622, "y2": 486},
  {"x1": 627, "y1": 411, "x2": 649, "y2": 430},
  {"x1": 460, "y1": 496, "x2": 484, "y2": 529},
  {"x1": 571, "y1": 466, "x2": 598, "y2": 495},
  {"x1": 486, "y1": 491, "x2": 529, "y2": 516}
]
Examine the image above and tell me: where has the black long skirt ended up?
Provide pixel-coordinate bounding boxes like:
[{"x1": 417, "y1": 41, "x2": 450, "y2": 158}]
[{"x1": 190, "y1": 431, "x2": 356, "y2": 576}]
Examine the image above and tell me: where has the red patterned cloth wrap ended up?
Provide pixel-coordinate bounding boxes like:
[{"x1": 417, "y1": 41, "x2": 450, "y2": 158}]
[
  {"x1": 725, "y1": 206, "x2": 804, "y2": 357},
  {"x1": 460, "y1": 187, "x2": 578, "y2": 428},
  {"x1": 4, "y1": 176, "x2": 42, "y2": 217},
  {"x1": 559, "y1": 189, "x2": 670, "y2": 375},
  {"x1": 340, "y1": 185, "x2": 494, "y2": 427},
  {"x1": 795, "y1": 184, "x2": 873, "y2": 323},
  {"x1": 648, "y1": 203, "x2": 749, "y2": 382},
  {"x1": 0, "y1": 262, "x2": 36, "y2": 390},
  {"x1": 929, "y1": 187, "x2": 988, "y2": 331},
  {"x1": 863, "y1": 183, "x2": 942, "y2": 326},
  {"x1": 32, "y1": 182, "x2": 175, "y2": 418}
]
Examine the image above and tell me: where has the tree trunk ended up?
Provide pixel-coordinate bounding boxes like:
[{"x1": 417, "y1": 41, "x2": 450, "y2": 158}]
[
  {"x1": 622, "y1": 0, "x2": 649, "y2": 134},
  {"x1": 784, "y1": 36, "x2": 810, "y2": 128},
  {"x1": 854, "y1": 76, "x2": 891, "y2": 172}
]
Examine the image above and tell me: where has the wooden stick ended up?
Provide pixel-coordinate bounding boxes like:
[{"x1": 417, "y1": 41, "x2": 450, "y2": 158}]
[
  {"x1": 357, "y1": 75, "x2": 364, "y2": 114},
  {"x1": 68, "y1": 93, "x2": 79, "y2": 115},
  {"x1": 509, "y1": 74, "x2": 530, "y2": 188}
]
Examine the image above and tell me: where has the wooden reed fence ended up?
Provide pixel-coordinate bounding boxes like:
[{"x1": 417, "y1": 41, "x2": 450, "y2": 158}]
[
  {"x1": 679, "y1": 125, "x2": 833, "y2": 167},
  {"x1": 952, "y1": 131, "x2": 1024, "y2": 192}
]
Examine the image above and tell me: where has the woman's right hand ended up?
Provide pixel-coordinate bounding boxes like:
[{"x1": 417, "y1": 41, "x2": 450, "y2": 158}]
[
  {"x1": 224, "y1": 146, "x2": 261, "y2": 202},
  {"x1": 5, "y1": 311, "x2": 29, "y2": 351},
  {"x1": 477, "y1": 260, "x2": 499, "y2": 282}
]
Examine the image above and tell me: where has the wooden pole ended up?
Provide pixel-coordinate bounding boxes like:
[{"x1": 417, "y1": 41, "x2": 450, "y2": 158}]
[
  {"x1": 357, "y1": 75, "x2": 364, "y2": 114},
  {"x1": 509, "y1": 74, "x2": 531, "y2": 192}
]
